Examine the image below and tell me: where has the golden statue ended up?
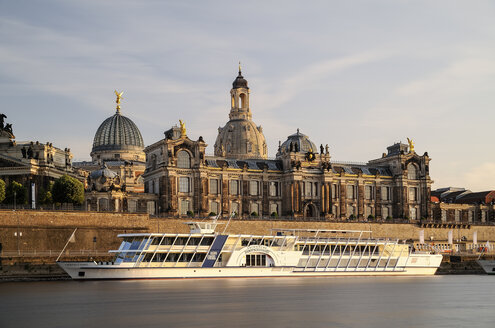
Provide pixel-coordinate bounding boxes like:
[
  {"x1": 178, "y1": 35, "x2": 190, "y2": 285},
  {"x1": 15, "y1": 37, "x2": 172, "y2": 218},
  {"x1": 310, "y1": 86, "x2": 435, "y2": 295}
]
[
  {"x1": 179, "y1": 119, "x2": 186, "y2": 136},
  {"x1": 114, "y1": 90, "x2": 124, "y2": 112},
  {"x1": 407, "y1": 138, "x2": 415, "y2": 153}
]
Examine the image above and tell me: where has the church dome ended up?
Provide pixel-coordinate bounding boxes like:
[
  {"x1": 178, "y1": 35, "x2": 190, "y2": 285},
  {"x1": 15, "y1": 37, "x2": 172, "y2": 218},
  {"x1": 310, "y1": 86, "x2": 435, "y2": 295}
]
[
  {"x1": 214, "y1": 68, "x2": 267, "y2": 159},
  {"x1": 214, "y1": 119, "x2": 267, "y2": 159},
  {"x1": 278, "y1": 129, "x2": 317, "y2": 155},
  {"x1": 92, "y1": 111, "x2": 144, "y2": 153}
]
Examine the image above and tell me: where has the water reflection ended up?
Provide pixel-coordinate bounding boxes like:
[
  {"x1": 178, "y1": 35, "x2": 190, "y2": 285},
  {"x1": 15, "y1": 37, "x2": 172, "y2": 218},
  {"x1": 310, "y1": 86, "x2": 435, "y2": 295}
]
[{"x1": 0, "y1": 276, "x2": 494, "y2": 328}]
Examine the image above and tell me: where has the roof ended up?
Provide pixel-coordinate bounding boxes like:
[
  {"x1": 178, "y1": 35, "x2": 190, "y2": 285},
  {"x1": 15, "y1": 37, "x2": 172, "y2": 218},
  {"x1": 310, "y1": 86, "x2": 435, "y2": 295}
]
[
  {"x1": 92, "y1": 111, "x2": 144, "y2": 153},
  {"x1": 205, "y1": 157, "x2": 283, "y2": 171}
]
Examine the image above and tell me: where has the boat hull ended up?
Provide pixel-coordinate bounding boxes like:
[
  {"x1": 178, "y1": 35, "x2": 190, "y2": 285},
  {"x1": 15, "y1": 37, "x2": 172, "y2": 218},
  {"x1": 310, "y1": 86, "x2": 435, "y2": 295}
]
[
  {"x1": 58, "y1": 255, "x2": 442, "y2": 280},
  {"x1": 477, "y1": 260, "x2": 495, "y2": 275}
]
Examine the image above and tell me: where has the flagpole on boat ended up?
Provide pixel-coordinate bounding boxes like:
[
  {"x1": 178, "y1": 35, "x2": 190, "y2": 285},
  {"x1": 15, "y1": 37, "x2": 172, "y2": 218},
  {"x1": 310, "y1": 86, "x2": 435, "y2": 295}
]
[
  {"x1": 56, "y1": 228, "x2": 77, "y2": 262},
  {"x1": 222, "y1": 212, "x2": 235, "y2": 234}
]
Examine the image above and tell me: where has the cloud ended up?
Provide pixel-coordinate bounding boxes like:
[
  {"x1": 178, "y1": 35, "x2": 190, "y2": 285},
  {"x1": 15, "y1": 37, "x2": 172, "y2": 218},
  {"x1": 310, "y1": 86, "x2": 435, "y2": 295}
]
[{"x1": 255, "y1": 50, "x2": 394, "y2": 112}]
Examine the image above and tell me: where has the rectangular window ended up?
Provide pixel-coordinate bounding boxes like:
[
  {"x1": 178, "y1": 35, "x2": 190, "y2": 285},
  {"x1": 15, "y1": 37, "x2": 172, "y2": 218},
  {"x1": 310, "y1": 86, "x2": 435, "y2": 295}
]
[
  {"x1": 409, "y1": 187, "x2": 417, "y2": 201},
  {"x1": 270, "y1": 203, "x2": 278, "y2": 215},
  {"x1": 365, "y1": 185, "x2": 373, "y2": 200},
  {"x1": 365, "y1": 206, "x2": 372, "y2": 217},
  {"x1": 410, "y1": 207, "x2": 417, "y2": 220},
  {"x1": 347, "y1": 185, "x2": 355, "y2": 200},
  {"x1": 231, "y1": 202, "x2": 239, "y2": 216},
  {"x1": 180, "y1": 199, "x2": 189, "y2": 215},
  {"x1": 250, "y1": 203, "x2": 259, "y2": 215},
  {"x1": 179, "y1": 177, "x2": 190, "y2": 193},
  {"x1": 382, "y1": 186, "x2": 391, "y2": 201},
  {"x1": 332, "y1": 184, "x2": 338, "y2": 199},
  {"x1": 210, "y1": 201, "x2": 219, "y2": 215},
  {"x1": 250, "y1": 181, "x2": 259, "y2": 196},
  {"x1": 210, "y1": 179, "x2": 219, "y2": 195},
  {"x1": 230, "y1": 180, "x2": 239, "y2": 195},
  {"x1": 382, "y1": 206, "x2": 389, "y2": 218},
  {"x1": 305, "y1": 182, "x2": 312, "y2": 197},
  {"x1": 269, "y1": 182, "x2": 279, "y2": 197}
]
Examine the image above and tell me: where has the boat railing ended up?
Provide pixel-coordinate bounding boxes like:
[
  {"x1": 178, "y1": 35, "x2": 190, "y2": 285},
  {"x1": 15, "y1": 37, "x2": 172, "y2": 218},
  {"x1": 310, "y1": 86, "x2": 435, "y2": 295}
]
[
  {"x1": 2, "y1": 250, "x2": 110, "y2": 257},
  {"x1": 297, "y1": 237, "x2": 398, "y2": 244}
]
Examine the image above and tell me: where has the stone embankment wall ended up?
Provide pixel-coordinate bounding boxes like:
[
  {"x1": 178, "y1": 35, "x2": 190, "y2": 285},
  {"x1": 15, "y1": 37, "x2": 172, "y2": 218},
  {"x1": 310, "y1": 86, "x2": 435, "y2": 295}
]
[{"x1": 0, "y1": 210, "x2": 149, "y2": 254}]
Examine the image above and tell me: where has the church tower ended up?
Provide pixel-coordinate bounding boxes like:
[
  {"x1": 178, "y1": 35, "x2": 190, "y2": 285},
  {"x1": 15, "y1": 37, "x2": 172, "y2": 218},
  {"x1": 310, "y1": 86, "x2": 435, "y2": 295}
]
[{"x1": 214, "y1": 66, "x2": 267, "y2": 159}]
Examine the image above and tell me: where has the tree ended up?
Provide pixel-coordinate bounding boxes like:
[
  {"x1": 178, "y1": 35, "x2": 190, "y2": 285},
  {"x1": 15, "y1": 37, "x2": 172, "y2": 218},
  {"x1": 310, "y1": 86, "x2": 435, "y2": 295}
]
[
  {"x1": 38, "y1": 186, "x2": 53, "y2": 205},
  {"x1": 52, "y1": 175, "x2": 84, "y2": 205},
  {"x1": 0, "y1": 179, "x2": 5, "y2": 203},
  {"x1": 5, "y1": 181, "x2": 28, "y2": 205}
]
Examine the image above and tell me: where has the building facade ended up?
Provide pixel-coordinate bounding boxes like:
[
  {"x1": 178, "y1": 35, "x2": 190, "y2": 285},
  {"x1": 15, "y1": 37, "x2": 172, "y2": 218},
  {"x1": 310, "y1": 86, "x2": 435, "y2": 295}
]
[
  {"x1": 431, "y1": 187, "x2": 495, "y2": 223},
  {"x1": 0, "y1": 115, "x2": 81, "y2": 206},
  {"x1": 74, "y1": 92, "x2": 157, "y2": 213},
  {"x1": 143, "y1": 70, "x2": 433, "y2": 219}
]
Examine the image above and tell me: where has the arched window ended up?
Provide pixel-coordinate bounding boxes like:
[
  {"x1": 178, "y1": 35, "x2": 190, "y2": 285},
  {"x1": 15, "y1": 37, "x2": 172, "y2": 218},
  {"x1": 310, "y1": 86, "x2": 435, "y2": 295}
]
[
  {"x1": 239, "y1": 93, "x2": 246, "y2": 108},
  {"x1": 407, "y1": 163, "x2": 418, "y2": 179},
  {"x1": 177, "y1": 150, "x2": 191, "y2": 168}
]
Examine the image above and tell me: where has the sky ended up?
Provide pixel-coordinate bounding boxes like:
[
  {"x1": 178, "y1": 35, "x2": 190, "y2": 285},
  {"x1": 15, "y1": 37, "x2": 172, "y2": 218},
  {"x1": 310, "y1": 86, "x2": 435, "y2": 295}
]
[{"x1": 1, "y1": 0, "x2": 494, "y2": 191}]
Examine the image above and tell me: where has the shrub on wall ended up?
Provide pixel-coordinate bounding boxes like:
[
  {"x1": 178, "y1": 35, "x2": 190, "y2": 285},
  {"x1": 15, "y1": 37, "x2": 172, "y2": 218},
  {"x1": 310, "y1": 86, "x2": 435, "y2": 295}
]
[
  {"x1": 38, "y1": 182, "x2": 54, "y2": 205},
  {"x1": 5, "y1": 181, "x2": 28, "y2": 205},
  {"x1": 0, "y1": 179, "x2": 5, "y2": 203},
  {"x1": 52, "y1": 175, "x2": 84, "y2": 205}
]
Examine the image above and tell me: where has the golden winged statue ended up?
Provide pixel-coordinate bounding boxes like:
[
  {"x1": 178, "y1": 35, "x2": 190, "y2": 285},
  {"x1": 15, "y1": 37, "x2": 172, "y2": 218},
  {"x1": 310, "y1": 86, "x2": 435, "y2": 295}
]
[
  {"x1": 179, "y1": 119, "x2": 186, "y2": 136},
  {"x1": 407, "y1": 138, "x2": 415, "y2": 153},
  {"x1": 115, "y1": 90, "x2": 124, "y2": 112}
]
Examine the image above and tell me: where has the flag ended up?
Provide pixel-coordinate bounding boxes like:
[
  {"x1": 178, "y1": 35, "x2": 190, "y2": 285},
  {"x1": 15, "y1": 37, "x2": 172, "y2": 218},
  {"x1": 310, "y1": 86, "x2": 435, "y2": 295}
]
[
  {"x1": 419, "y1": 230, "x2": 424, "y2": 244},
  {"x1": 68, "y1": 229, "x2": 76, "y2": 243},
  {"x1": 473, "y1": 231, "x2": 477, "y2": 245},
  {"x1": 448, "y1": 230, "x2": 453, "y2": 245}
]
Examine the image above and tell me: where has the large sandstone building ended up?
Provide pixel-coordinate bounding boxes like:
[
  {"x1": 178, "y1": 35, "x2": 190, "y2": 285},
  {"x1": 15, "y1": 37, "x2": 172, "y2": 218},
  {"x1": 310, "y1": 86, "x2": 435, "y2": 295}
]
[
  {"x1": 0, "y1": 115, "x2": 81, "y2": 205},
  {"x1": 74, "y1": 93, "x2": 156, "y2": 213},
  {"x1": 143, "y1": 69, "x2": 433, "y2": 219}
]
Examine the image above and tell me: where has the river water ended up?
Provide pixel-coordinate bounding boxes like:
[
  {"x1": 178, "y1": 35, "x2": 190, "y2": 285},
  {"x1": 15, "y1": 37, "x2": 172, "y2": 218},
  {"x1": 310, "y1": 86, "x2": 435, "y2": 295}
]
[{"x1": 0, "y1": 276, "x2": 493, "y2": 328}]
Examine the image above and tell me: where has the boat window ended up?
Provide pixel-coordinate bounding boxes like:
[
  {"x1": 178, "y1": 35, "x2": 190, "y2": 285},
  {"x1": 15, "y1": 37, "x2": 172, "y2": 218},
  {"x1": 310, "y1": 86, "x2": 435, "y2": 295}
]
[
  {"x1": 123, "y1": 252, "x2": 136, "y2": 262},
  {"x1": 165, "y1": 253, "x2": 178, "y2": 262},
  {"x1": 200, "y1": 237, "x2": 214, "y2": 246},
  {"x1": 175, "y1": 237, "x2": 188, "y2": 245},
  {"x1": 192, "y1": 253, "x2": 206, "y2": 262},
  {"x1": 245, "y1": 254, "x2": 267, "y2": 267},
  {"x1": 143, "y1": 253, "x2": 154, "y2": 262},
  {"x1": 151, "y1": 237, "x2": 161, "y2": 245},
  {"x1": 160, "y1": 237, "x2": 176, "y2": 245},
  {"x1": 129, "y1": 239, "x2": 143, "y2": 250},
  {"x1": 179, "y1": 253, "x2": 193, "y2": 262}
]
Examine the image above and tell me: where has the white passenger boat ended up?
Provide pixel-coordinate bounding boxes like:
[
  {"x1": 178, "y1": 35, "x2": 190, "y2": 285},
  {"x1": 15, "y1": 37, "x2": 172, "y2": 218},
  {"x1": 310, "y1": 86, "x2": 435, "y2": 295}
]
[
  {"x1": 58, "y1": 221, "x2": 442, "y2": 280},
  {"x1": 477, "y1": 260, "x2": 495, "y2": 275}
]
